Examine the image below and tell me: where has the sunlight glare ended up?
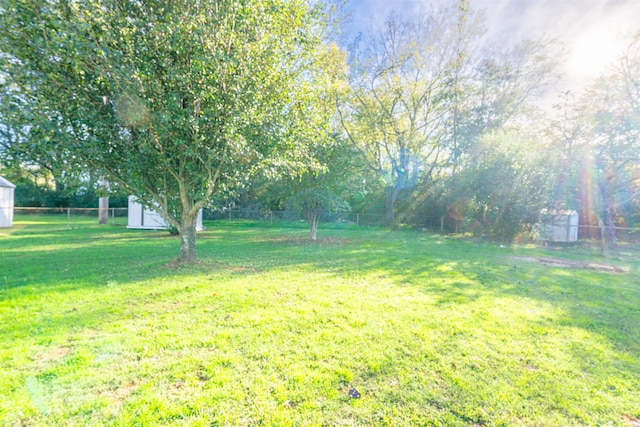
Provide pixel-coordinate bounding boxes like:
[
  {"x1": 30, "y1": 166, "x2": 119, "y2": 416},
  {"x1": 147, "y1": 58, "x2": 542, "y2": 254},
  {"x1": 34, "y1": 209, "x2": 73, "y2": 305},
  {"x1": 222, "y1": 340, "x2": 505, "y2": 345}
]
[{"x1": 564, "y1": 25, "x2": 623, "y2": 84}]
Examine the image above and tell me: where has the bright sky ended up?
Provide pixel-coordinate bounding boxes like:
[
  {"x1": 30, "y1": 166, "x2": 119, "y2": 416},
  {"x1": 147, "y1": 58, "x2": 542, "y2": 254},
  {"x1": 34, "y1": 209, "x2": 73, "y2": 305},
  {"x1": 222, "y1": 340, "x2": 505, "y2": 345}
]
[{"x1": 345, "y1": 0, "x2": 640, "y2": 98}]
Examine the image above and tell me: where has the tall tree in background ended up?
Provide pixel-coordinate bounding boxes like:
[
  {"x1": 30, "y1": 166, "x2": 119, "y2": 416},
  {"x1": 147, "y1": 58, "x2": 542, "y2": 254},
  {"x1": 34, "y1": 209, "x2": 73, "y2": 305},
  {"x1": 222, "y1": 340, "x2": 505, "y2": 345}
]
[
  {"x1": 275, "y1": 43, "x2": 363, "y2": 240},
  {"x1": 0, "y1": 0, "x2": 324, "y2": 263},
  {"x1": 583, "y1": 33, "x2": 640, "y2": 246},
  {"x1": 339, "y1": 1, "x2": 485, "y2": 225},
  {"x1": 548, "y1": 32, "x2": 640, "y2": 247},
  {"x1": 285, "y1": 142, "x2": 356, "y2": 240},
  {"x1": 446, "y1": 38, "x2": 560, "y2": 172},
  {"x1": 339, "y1": 0, "x2": 558, "y2": 225}
]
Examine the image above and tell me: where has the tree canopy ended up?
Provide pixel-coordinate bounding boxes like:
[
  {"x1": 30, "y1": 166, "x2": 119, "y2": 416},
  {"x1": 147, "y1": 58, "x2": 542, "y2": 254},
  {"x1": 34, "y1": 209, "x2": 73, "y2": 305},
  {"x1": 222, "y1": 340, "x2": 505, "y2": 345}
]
[
  {"x1": 338, "y1": 0, "x2": 559, "y2": 225},
  {"x1": 1, "y1": 1, "x2": 637, "y2": 248},
  {"x1": 0, "y1": 0, "x2": 325, "y2": 262}
]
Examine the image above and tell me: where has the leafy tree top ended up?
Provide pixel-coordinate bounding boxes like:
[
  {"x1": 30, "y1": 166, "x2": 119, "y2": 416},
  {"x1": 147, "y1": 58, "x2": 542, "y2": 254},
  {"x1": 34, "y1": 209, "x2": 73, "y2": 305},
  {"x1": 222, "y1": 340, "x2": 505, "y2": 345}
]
[{"x1": 0, "y1": 0, "x2": 327, "y2": 262}]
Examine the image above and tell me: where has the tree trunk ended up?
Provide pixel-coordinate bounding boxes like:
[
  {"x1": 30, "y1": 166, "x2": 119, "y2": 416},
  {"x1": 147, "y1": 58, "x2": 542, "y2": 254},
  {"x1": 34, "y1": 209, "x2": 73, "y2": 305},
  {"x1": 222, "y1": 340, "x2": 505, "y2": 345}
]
[
  {"x1": 178, "y1": 217, "x2": 198, "y2": 264},
  {"x1": 306, "y1": 208, "x2": 322, "y2": 240},
  {"x1": 384, "y1": 185, "x2": 401, "y2": 226},
  {"x1": 53, "y1": 176, "x2": 65, "y2": 194},
  {"x1": 602, "y1": 207, "x2": 617, "y2": 248},
  {"x1": 98, "y1": 196, "x2": 109, "y2": 224},
  {"x1": 98, "y1": 177, "x2": 109, "y2": 224},
  {"x1": 310, "y1": 219, "x2": 318, "y2": 240},
  {"x1": 599, "y1": 180, "x2": 617, "y2": 248}
]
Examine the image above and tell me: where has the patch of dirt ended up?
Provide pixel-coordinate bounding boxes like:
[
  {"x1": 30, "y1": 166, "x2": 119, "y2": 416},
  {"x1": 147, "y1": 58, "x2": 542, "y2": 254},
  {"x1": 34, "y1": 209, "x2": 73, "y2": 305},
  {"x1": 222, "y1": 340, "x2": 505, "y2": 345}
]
[
  {"x1": 624, "y1": 415, "x2": 640, "y2": 427},
  {"x1": 282, "y1": 400, "x2": 296, "y2": 409},
  {"x1": 164, "y1": 259, "x2": 206, "y2": 269},
  {"x1": 512, "y1": 256, "x2": 627, "y2": 273},
  {"x1": 109, "y1": 380, "x2": 140, "y2": 404},
  {"x1": 209, "y1": 261, "x2": 260, "y2": 274},
  {"x1": 161, "y1": 301, "x2": 185, "y2": 311},
  {"x1": 34, "y1": 346, "x2": 70, "y2": 366},
  {"x1": 270, "y1": 236, "x2": 351, "y2": 247},
  {"x1": 164, "y1": 380, "x2": 186, "y2": 399},
  {"x1": 228, "y1": 265, "x2": 260, "y2": 273},
  {"x1": 164, "y1": 259, "x2": 260, "y2": 274}
]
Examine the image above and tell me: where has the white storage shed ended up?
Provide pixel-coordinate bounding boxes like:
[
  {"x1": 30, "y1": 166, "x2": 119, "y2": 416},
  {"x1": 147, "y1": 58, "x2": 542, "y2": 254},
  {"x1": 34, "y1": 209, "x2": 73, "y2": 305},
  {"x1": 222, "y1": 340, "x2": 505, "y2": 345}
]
[
  {"x1": 127, "y1": 196, "x2": 204, "y2": 230},
  {"x1": 0, "y1": 176, "x2": 16, "y2": 228},
  {"x1": 540, "y1": 209, "x2": 579, "y2": 242}
]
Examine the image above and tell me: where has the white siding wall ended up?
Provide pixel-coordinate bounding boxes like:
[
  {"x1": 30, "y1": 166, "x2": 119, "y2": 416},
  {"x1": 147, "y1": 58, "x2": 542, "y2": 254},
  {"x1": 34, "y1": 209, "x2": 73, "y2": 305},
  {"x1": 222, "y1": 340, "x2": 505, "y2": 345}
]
[
  {"x1": 0, "y1": 181, "x2": 15, "y2": 228},
  {"x1": 127, "y1": 196, "x2": 169, "y2": 229},
  {"x1": 127, "y1": 196, "x2": 204, "y2": 230},
  {"x1": 541, "y1": 210, "x2": 579, "y2": 242}
]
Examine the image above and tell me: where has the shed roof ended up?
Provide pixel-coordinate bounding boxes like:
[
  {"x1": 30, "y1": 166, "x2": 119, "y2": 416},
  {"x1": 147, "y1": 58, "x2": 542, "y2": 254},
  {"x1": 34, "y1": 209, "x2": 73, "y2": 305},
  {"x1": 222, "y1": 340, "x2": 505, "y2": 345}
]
[
  {"x1": 540, "y1": 209, "x2": 577, "y2": 216},
  {"x1": 0, "y1": 176, "x2": 16, "y2": 188}
]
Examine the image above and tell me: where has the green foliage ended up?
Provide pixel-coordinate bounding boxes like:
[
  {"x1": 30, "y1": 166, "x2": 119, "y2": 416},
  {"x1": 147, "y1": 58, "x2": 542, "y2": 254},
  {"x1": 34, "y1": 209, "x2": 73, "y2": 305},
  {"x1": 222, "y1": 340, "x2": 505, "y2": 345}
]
[
  {"x1": 1, "y1": 0, "x2": 634, "y2": 248},
  {"x1": 341, "y1": 3, "x2": 482, "y2": 223},
  {"x1": 410, "y1": 130, "x2": 554, "y2": 241},
  {"x1": 287, "y1": 187, "x2": 350, "y2": 216},
  {"x1": 340, "y1": 3, "x2": 560, "y2": 225},
  {"x1": 546, "y1": 33, "x2": 640, "y2": 243},
  {"x1": 4, "y1": 172, "x2": 128, "y2": 209},
  {"x1": 0, "y1": 0, "x2": 325, "y2": 262},
  {"x1": 271, "y1": 42, "x2": 363, "y2": 239},
  {"x1": 464, "y1": 133, "x2": 553, "y2": 240}
]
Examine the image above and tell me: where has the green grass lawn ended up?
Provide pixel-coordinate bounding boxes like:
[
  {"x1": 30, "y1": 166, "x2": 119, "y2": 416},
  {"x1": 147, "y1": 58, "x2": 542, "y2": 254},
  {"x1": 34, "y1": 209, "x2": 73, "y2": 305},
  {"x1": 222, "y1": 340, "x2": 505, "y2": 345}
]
[{"x1": 1, "y1": 216, "x2": 639, "y2": 426}]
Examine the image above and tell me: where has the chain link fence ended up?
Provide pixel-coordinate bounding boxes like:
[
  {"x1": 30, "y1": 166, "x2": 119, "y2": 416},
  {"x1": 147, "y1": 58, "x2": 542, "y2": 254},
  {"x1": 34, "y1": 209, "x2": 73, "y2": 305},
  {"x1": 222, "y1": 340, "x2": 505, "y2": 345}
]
[
  {"x1": 203, "y1": 208, "x2": 450, "y2": 231},
  {"x1": 205, "y1": 209, "x2": 379, "y2": 229},
  {"x1": 12, "y1": 207, "x2": 128, "y2": 230},
  {"x1": 9, "y1": 207, "x2": 446, "y2": 232},
  {"x1": 8, "y1": 206, "x2": 640, "y2": 243}
]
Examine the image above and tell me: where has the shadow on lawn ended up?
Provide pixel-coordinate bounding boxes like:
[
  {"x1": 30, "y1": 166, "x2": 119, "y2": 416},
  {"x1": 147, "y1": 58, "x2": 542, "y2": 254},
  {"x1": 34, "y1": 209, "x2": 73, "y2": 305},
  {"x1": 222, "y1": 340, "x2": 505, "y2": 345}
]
[
  {"x1": 2, "y1": 225, "x2": 639, "y2": 358},
  {"x1": 224, "y1": 229, "x2": 637, "y2": 354},
  {"x1": 0, "y1": 228, "x2": 197, "y2": 292},
  {"x1": 5, "y1": 225, "x2": 637, "y2": 311},
  {"x1": 337, "y1": 236, "x2": 640, "y2": 380},
  {"x1": 2, "y1": 225, "x2": 638, "y2": 426}
]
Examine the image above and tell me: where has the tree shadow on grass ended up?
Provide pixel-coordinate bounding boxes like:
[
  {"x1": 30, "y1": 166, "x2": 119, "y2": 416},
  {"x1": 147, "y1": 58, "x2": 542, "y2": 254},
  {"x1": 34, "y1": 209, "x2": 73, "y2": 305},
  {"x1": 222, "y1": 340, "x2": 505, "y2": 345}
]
[
  {"x1": 0, "y1": 226, "x2": 233, "y2": 292},
  {"x1": 2, "y1": 225, "x2": 639, "y2": 357},
  {"x1": 3, "y1": 226, "x2": 638, "y2": 334},
  {"x1": 2, "y1": 225, "x2": 639, "y2": 424},
  {"x1": 338, "y1": 239, "x2": 638, "y2": 345}
]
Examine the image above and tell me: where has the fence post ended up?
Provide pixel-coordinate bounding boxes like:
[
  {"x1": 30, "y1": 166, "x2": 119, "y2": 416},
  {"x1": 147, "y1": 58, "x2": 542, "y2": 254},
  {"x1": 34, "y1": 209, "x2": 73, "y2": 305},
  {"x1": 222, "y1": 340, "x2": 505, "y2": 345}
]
[
  {"x1": 228, "y1": 207, "x2": 232, "y2": 223},
  {"x1": 67, "y1": 208, "x2": 71, "y2": 229},
  {"x1": 270, "y1": 211, "x2": 273, "y2": 225},
  {"x1": 356, "y1": 213, "x2": 359, "y2": 230},
  {"x1": 111, "y1": 208, "x2": 115, "y2": 226},
  {"x1": 440, "y1": 216, "x2": 444, "y2": 232}
]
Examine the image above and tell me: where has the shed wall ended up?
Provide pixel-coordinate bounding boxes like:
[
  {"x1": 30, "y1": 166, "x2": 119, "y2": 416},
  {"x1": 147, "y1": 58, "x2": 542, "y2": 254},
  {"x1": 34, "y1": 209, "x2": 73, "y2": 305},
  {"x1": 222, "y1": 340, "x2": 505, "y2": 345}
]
[
  {"x1": 127, "y1": 196, "x2": 170, "y2": 229},
  {"x1": 0, "y1": 185, "x2": 15, "y2": 228},
  {"x1": 127, "y1": 196, "x2": 204, "y2": 230},
  {"x1": 541, "y1": 210, "x2": 579, "y2": 242}
]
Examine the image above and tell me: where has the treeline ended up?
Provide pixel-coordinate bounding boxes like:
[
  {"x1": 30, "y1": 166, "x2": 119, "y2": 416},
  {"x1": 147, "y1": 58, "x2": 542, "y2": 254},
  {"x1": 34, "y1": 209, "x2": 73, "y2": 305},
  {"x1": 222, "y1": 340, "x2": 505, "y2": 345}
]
[
  {"x1": 0, "y1": 0, "x2": 638, "y2": 258},
  {"x1": 218, "y1": 4, "x2": 639, "y2": 243},
  {"x1": 5, "y1": 173, "x2": 128, "y2": 209}
]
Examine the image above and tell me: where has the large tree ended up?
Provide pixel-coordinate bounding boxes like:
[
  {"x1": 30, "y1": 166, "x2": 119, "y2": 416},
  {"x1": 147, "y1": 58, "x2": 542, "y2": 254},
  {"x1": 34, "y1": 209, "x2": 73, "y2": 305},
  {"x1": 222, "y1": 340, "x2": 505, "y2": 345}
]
[
  {"x1": 280, "y1": 43, "x2": 363, "y2": 240},
  {"x1": 338, "y1": 1, "x2": 557, "y2": 225},
  {"x1": 339, "y1": 1, "x2": 484, "y2": 225},
  {"x1": 445, "y1": 38, "x2": 560, "y2": 172},
  {"x1": 0, "y1": 0, "x2": 323, "y2": 263},
  {"x1": 548, "y1": 33, "x2": 640, "y2": 247}
]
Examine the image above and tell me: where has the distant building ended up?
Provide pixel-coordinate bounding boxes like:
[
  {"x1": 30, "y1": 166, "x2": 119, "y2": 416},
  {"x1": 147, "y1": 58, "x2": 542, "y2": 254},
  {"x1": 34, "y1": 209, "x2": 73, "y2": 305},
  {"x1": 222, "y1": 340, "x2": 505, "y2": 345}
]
[
  {"x1": 0, "y1": 177, "x2": 16, "y2": 228},
  {"x1": 127, "y1": 196, "x2": 204, "y2": 231},
  {"x1": 539, "y1": 209, "x2": 579, "y2": 242}
]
